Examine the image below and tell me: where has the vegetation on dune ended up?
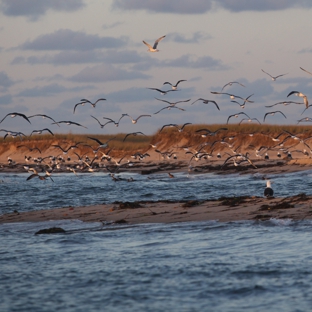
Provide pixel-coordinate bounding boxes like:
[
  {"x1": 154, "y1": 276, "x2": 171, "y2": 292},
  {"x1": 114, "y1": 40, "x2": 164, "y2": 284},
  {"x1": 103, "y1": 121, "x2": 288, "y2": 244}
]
[{"x1": 1, "y1": 124, "x2": 312, "y2": 159}]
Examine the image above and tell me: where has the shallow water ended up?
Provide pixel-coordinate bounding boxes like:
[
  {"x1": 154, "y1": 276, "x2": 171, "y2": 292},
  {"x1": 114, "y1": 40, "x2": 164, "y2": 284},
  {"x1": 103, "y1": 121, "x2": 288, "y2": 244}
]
[
  {"x1": 1, "y1": 169, "x2": 312, "y2": 214},
  {"x1": 1, "y1": 170, "x2": 312, "y2": 311}
]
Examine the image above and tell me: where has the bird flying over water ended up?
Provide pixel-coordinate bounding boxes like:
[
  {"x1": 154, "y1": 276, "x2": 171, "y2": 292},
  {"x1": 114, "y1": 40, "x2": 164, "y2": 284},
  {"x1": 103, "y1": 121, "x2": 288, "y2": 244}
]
[{"x1": 143, "y1": 35, "x2": 166, "y2": 52}]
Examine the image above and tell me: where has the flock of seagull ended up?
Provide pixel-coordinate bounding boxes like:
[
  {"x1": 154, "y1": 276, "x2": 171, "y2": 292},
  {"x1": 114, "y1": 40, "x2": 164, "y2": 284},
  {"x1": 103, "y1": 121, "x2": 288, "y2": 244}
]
[{"x1": 1, "y1": 35, "x2": 312, "y2": 194}]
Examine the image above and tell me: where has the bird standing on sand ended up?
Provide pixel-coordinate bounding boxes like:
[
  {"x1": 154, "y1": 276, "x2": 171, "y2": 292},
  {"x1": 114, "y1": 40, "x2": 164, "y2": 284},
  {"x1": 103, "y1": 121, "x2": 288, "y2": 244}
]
[
  {"x1": 143, "y1": 35, "x2": 166, "y2": 52},
  {"x1": 264, "y1": 180, "x2": 274, "y2": 198}
]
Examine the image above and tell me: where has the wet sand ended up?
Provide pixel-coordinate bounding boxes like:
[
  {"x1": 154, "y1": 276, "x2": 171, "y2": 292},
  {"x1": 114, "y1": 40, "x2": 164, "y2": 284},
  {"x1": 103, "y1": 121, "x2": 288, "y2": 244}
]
[{"x1": 1, "y1": 193, "x2": 312, "y2": 225}]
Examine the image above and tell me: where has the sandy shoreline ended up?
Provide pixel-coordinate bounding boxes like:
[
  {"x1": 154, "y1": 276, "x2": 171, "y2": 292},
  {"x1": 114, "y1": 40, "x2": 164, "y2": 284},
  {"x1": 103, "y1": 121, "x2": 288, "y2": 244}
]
[
  {"x1": 1, "y1": 156, "x2": 312, "y2": 226},
  {"x1": 1, "y1": 193, "x2": 312, "y2": 225}
]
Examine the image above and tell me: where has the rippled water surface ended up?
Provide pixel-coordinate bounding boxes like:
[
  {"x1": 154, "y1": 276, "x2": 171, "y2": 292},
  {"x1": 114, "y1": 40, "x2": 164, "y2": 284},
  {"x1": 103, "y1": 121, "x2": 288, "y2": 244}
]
[
  {"x1": 1, "y1": 169, "x2": 312, "y2": 213},
  {"x1": 1, "y1": 171, "x2": 312, "y2": 311}
]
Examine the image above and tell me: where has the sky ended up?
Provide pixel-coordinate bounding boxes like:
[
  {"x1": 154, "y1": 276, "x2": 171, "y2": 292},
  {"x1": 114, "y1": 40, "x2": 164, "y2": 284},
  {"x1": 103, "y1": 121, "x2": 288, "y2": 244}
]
[{"x1": 1, "y1": 0, "x2": 312, "y2": 137}]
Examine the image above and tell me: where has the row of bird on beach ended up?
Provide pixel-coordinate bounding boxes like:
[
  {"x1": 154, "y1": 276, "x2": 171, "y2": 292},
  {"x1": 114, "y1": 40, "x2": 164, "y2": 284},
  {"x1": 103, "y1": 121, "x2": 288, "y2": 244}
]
[{"x1": 1, "y1": 35, "x2": 312, "y2": 187}]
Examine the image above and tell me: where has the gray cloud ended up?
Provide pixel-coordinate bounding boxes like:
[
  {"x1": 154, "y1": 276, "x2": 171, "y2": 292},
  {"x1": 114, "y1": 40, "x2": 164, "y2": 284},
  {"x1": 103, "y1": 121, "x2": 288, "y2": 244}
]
[
  {"x1": 69, "y1": 64, "x2": 150, "y2": 83},
  {"x1": 299, "y1": 48, "x2": 312, "y2": 54},
  {"x1": 19, "y1": 29, "x2": 127, "y2": 51},
  {"x1": 0, "y1": 71, "x2": 15, "y2": 88},
  {"x1": 217, "y1": 0, "x2": 312, "y2": 12},
  {"x1": 112, "y1": 0, "x2": 212, "y2": 14},
  {"x1": 164, "y1": 54, "x2": 229, "y2": 70},
  {"x1": 0, "y1": 94, "x2": 13, "y2": 105},
  {"x1": 17, "y1": 83, "x2": 91, "y2": 97},
  {"x1": 0, "y1": 0, "x2": 85, "y2": 20},
  {"x1": 11, "y1": 49, "x2": 150, "y2": 66},
  {"x1": 167, "y1": 31, "x2": 212, "y2": 44},
  {"x1": 112, "y1": 0, "x2": 312, "y2": 14}
]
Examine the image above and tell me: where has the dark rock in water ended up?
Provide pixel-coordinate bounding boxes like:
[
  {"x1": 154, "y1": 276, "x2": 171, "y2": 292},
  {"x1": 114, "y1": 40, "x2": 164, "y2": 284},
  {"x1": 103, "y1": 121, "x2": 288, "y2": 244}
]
[{"x1": 35, "y1": 227, "x2": 66, "y2": 235}]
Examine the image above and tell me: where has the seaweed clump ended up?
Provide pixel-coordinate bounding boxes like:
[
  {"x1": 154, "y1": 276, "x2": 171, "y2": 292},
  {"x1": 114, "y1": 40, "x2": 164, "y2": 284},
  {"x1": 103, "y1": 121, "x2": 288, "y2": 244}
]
[{"x1": 219, "y1": 196, "x2": 249, "y2": 207}]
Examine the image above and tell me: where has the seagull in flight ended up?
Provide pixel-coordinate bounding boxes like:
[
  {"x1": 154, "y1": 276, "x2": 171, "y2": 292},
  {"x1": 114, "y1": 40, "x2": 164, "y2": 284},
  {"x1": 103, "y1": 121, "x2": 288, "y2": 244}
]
[
  {"x1": 155, "y1": 98, "x2": 191, "y2": 106},
  {"x1": 28, "y1": 114, "x2": 59, "y2": 126},
  {"x1": 163, "y1": 80, "x2": 187, "y2": 90},
  {"x1": 102, "y1": 114, "x2": 128, "y2": 127},
  {"x1": 143, "y1": 35, "x2": 166, "y2": 52},
  {"x1": 74, "y1": 98, "x2": 106, "y2": 113},
  {"x1": 30, "y1": 128, "x2": 54, "y2": 136},
  {"x1": 148, "y1": 88, "x2": 177, "y2": 95},
  {"x1": 0, "y1": 112, "x2": 31, "y2": 124},
  {"x1": 239, "y1": 118, "x2": 261, "y2": 125},
  {"x1": 52, "y1": 120, "x2": 87, "y2": 128},
  {"x1": 263, "y1": 111, "x2": 287, "y2": 122},
  {"x1": 287, "y1": 91, "x2": 309, "y2": 108},
  {"x1": 265, "y1": 101, "x2": 303, "y2": 108},
  {"x1": 159, "y1": 123, "x2": 192, "y2": 133},
  {"x1": 87, "y1": 136, "x2": 116, "y2": 148},
  {"x1": 90, "y1": 115, "x2": 112, "y2": 128},
  {"x1": 221, "y1": 81, "x2": 245, "y2": 91},
  {"x1": 211, "y1": 92, "x2": 254, "y2": 103},
  {"x1": 297, "y1": 117, "x2": 312, "y2": 124},
  {"x1": 300, "y1": 67, "x2": 312, "y2": 76},
  {"x1": 154, "y1": 105, "x2": 185, "y2": 114},
  {"x1": 191, "y1": 98, "x2": 220, "y2": 110},
  {"x1": 123, "y1": 132, "x2": 146, "y2": 142},
  {"x1": 124, "y1": 114, "x2": 152, "y2": 124},
  {"x1": 226, "y1": 112, "x2": 250, "y2": 124},
  {"x1": 261, "y1": 69, "x2": 287, "y2": 81}
]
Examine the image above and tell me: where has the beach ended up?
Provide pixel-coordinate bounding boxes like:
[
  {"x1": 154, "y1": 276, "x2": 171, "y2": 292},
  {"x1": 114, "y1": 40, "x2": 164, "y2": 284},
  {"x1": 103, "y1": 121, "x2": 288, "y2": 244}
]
[{"x1": 1, "y1": 156, "x2": 312, "y2": 225}]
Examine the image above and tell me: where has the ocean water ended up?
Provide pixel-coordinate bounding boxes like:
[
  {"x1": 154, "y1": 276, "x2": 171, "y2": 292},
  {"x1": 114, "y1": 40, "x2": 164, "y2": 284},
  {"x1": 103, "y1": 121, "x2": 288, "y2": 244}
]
[{"x1": 1, "y1": 170, "x2": 312, "y2": 311}]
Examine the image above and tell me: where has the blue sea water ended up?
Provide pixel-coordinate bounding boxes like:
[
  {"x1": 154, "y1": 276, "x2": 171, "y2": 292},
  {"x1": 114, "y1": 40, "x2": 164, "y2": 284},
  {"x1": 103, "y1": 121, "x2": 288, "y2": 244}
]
[{"x1": 1, "y1": 170, "x2": 312, "y2": 311}]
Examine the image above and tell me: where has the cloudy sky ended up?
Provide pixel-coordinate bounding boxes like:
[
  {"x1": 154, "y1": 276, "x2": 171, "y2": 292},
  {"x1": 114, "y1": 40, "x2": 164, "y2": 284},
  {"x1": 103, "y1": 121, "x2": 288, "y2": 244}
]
[{"x1": 1, "y1": 0, "x2": 312, "y2": 136}]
